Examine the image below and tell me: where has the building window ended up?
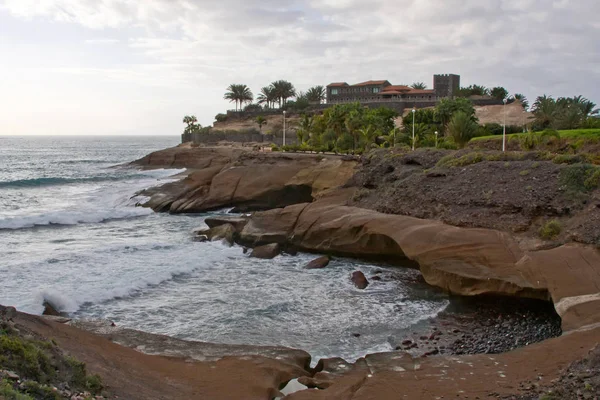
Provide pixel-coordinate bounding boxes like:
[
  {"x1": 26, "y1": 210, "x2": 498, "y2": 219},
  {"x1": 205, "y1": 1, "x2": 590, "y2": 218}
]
[
  {"x1": 331, "y1": 88, "x2": 339, "y2": 95},
  {"x1": 373, "y1": 87, "x2": 380, "y2": 93}
]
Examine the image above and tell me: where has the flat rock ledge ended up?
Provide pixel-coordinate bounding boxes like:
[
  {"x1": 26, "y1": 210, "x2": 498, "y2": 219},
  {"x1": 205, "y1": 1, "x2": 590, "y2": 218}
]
[{"x1": 210, "y1": 201, "x2": 600, "y2": 334}]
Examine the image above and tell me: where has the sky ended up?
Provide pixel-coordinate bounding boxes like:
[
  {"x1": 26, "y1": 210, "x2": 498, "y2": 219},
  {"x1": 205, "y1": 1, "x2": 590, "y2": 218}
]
[{"x1": 0, "y1": 0, "x2": 599, "y2": 136}]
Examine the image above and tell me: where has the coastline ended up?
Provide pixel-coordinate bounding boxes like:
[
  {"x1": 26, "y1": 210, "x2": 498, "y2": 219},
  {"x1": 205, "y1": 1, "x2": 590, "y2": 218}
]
[{"x1": 3, "y1": 142, "x2": 599, "y2": 399}]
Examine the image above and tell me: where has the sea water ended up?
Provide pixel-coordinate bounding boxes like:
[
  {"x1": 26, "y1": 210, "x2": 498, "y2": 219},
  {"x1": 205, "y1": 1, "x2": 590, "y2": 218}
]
[{"x1": 0, "y1": 136, "x2": 449, "y2": 362}]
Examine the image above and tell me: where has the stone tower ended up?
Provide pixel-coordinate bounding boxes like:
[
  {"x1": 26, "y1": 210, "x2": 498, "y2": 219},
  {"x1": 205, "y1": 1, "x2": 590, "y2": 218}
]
[{"x1": 433, "y1": 74, "x2": 460, "y2": 98}]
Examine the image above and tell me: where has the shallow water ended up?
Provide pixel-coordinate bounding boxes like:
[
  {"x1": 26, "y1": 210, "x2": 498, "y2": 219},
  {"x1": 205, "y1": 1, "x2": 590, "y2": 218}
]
[{"x1": 0, "y1": 136, "x2": 449, "y2": 362}]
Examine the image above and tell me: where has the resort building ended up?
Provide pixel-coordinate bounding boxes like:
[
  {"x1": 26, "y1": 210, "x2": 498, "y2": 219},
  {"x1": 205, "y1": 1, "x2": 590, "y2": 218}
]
[{"x1": 326, "y1": 74, "x2": 460, "y2": 105}]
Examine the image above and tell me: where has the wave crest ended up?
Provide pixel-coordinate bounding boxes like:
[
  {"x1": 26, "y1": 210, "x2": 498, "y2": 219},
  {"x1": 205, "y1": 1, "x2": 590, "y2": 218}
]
[
  {"x1": 0, "y1": 208, "x2": 152, "y2": 230},
  {"x1": 0, "y1": 174, "x2": 144, "y2": 189}
]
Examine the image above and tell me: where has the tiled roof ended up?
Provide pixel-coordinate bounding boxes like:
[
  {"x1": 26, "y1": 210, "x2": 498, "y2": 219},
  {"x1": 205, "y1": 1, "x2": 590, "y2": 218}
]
[
  {"x1": 327, "y1": 82, "x2": 349, "y2": 87},
  {"x1": 382, "y1": 85, "x2": 412, "y2": 92},
  {"x1": 353, "y1": 80, "x2": 390, "y2": 86},
  {"x1": 379, "y1": 91, "x2": 404, "y2": 95},
  {"x1": 407, "y1": 89, "x2": 435, "y2": 94}
]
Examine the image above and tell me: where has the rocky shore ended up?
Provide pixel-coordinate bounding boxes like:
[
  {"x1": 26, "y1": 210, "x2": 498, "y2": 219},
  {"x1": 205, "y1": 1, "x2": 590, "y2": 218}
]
[{"x1": 3, "y1": 143, "x2": 597, "y2": 399}]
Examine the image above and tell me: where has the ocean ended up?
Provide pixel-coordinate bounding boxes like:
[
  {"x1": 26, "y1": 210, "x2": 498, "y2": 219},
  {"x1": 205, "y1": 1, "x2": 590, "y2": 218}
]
[{"x1": 0, "y1": 136, "x2": 449, "y2": 362}]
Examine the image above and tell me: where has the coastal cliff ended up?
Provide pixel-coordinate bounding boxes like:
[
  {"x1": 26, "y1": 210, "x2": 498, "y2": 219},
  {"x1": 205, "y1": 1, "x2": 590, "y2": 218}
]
[
  {"x1": 5, "y1": 144, "x2": 596, "y2": 399},
  {"x1": 132, "y1": 144, "x2": 600, "y2": 333}
]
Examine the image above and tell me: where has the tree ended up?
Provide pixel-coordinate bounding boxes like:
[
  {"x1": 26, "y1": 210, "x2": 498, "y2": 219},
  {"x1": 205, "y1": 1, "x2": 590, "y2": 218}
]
[
  {"x1": 531, "y1": 95, "x2": 557, "y2": 129},
  {"x1": 411, "y1": 82, "x2": 427, "y2": 90},
  {"x1": 271, "y1": 80, "x2": 296, "y2": 108},
  {"x1": 224, "y1": 84, "x2": 253, "y2": 111},
  {"x1": 183, "y1": 115, "x2": 198, "y2": 128},
  {"x1": 490, "y1": 87, "x2": 508, "y2": 101},
  {"x1": 456, "y1": 84, "x2": 489, "y2": 97},
  {"x1": 513, "y1": 94, "x2": 529, "y2": 110},
  {"x1": 306, "y1": 86, "x2": 326, "y2": 104},
  {"x1": 435, "y1": 97, "x2": 477, "y2": 131},
  {"x1": 255, "y1": 115, "x2": 267, "y2": 132},
  {"x1": 257, "y1": 86, "x2": 277, "y2": 109},
  {"x1": 571, "y1": 95, "x2": 598, "y2": 118},
  {"x1": 296, "y1": 114, "x2": 314, "y2": 144},
  {"x1": 447, "y1": 111, "x2": 479, "y2": 148},
  {"x1": 182, "y1": 115, "x2": 201, "y2": 135}
]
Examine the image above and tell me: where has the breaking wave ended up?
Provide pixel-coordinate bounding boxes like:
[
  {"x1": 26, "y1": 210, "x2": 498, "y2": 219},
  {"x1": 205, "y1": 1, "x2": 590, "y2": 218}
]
[
  {"x1": 0, "y1": 208, "x2": 153, "y2": 230},
  {"x1": 0, "y1": 174, "x2": 146, "y2": 189}
]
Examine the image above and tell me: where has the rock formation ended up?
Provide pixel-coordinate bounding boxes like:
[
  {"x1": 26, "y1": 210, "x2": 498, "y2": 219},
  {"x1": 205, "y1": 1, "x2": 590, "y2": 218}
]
[{"x1": 304, "y1": 256, "x2": 330, "y2": 269}]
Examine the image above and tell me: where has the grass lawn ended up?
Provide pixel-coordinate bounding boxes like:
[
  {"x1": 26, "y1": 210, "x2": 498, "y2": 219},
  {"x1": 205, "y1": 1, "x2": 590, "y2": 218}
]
[{"x1": 471, "y1": 129, "x2": 600, "y2": 142}]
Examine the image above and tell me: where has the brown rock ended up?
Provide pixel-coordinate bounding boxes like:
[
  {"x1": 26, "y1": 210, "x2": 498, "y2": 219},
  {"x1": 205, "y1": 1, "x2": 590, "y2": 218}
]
[
  {"x1": 204, "y1": 216, "x2": 248, "y2": 232},
  {"x1": 132, "y1": 146, "x2": 357, "y2": 214},
  {"x1": 207, "y1": 223, "x2": 236, "y2": 245},
  {"x1": 304, "y1": 256, "x2": 330, "y2": 270},
  {"x1": 42, "y1": 300, "x2": 62, "y2": 316},
  {"x1": 250, "y1": 243, "x2": 281, "y2": 259},
  {"x1": 370, "y1": 276, "x2": 382, "y2": 281},
  {"x1": 351, "y1": 271, "x2": 369, "y2": 289}
]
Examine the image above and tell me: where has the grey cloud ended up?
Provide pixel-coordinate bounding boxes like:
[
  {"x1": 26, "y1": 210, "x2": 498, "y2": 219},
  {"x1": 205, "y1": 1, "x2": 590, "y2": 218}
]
[{"x1": 2, "y1": 0, "x2": 600, "y2": 128}]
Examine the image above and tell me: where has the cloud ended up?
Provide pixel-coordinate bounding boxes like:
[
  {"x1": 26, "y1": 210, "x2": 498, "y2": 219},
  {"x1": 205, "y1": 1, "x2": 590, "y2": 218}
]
[
  {"x1": 1, "y1": 0, "x2": 600, "y2": 133},
  {"x1": 84, "y1": 38, "x2": 120, "y2": 44}
]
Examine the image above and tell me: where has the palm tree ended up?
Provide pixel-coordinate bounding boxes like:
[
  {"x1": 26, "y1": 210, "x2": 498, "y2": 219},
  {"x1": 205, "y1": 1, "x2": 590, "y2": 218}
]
[
  {"x1": 296, "y1": 114, "x2": 313, "y2": 143},
  {"x1": 411, "y1": 82, "x2": 427, "y2": 90},
  {"x1": 571, "y1": 95, "x2": 598, "y2": 118},
  {"x1": 306, "y1": 86, "x2": 326, "y2": 104},
  {"x1": 447, "y1": 111, "x2": 478, "y2": 148},
  {"x1": 271, "y1": 80, "x2": 296, "y2": 108},
  {"x1": 531, "y1": 95, "x2": 557, "y2": 129},
  {"x1": 239, "y1": 85, "x2": 253, "y2": 108},
  {"x1": 183, "y1": 115, "x2": 198, "y2": 127},
  {"x1": 257, "y1": 86, "x2": 277, "y2": 109},
  {"x1": 224, "y1": 84, "x2": 253, "y2": 111},
  {"x1": 255, "y1": 115, "x2": 267, "y2": 132}
]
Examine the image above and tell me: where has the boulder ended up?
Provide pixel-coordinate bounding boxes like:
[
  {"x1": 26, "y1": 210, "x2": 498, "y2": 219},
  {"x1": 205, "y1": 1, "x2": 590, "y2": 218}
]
[
  {"x1": 207, "y1": 223, "x2": 236, "y2": 246},
  {"x1": 205, "y1": 216, "x2": 248, "y2": 232},
  {"x1": 194, "y1": 234, "x2": 209, "y2": 243},
  {"x1": 304, "y1": 256, "x2": 330, "y2": 269},
  {"x1": 194, "y1": 224, "x2": 236, "y2": 245},
  {"x1": 351, "y1": 271, "x2": 369, "y2": 289},
  {"x1": 42, "y1": 300, "x2": 62, "y2": 316},
  {"x1": 250, "y1": 243, "x2": 281, "y2": 259}
]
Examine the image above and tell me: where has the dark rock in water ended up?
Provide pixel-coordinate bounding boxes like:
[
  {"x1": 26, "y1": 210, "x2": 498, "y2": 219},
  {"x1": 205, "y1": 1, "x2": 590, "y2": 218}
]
[
  {"x1": 402, "y1": 339, "x2": 413, "y2": 345},
  {"x1": 207, "y1": 223, "x2": 236, "y2": 246},
  {"x1": 284, "y1": 246, "x2": 299, "y2": 256},
  {"x1": 304, "y1": 256, "x2": 330, "y2": 269},
  {"x1": 204, "y1": 216, "x2": 248, "y2": 232},
  {"x1": 250, "y1": 243, "x2": 281, "y2": 259},
  {"x1": 42, "y1": 300, "x2": 62, "y2": 316},
  {"x1": 373, "y1": 270, "x2": 383, "y2": 275},
  {"x1": 351, "y1": 271, "x2": 369, "y2": 289},
  {"x1": 370, "y1": 276, "x2": 382, "y2": 281},
  {"x1": 242, "y1": 247, "x2": 248, "y2": 254},
  {"x1": 194, "y1": 234, "x2": 209, "y2": 242},
  {"x1": 352, "y1": 333, "x2": 361, "y2": 338}
]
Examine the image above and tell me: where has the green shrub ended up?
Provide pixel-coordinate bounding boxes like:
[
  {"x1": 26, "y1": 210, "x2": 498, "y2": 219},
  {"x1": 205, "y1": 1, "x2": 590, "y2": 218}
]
[
  {"x1": 86, "y1": 374, "x2": 103, "y2": 393},
  {"x1": 584, "y1": 168, "x2": 600, "y2": 190},
  {"x1": 559, "y1": 164, "x2": 600, "y2": 193},
  {"x1": 539, "y1": 220, "x2": 561, "y2": 240},
  {"x1": 21, "y1": 381, "x2": 60, "y2": 400},
  {"x1": 214, "y1": 113, "x2": 227, "y2": 122},
  {"x1": 553, "y1": 154, "x2": 585, "y2": 164},
  {"x1": 0, "y1": 379, "x2": 34, "y2": 400},
  {"x1": 519, "y1": 170, "x2": 530, "y2": 176},
  {"x1": 0, "y1": 335, "x2": 54, "y2": 382}
]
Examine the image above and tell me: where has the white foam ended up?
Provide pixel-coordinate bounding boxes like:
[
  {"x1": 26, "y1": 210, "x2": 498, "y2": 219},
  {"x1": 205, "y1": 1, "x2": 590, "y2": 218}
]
[{"x1": 0, "y1": 208, "x2": 153, "y2": 230}]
